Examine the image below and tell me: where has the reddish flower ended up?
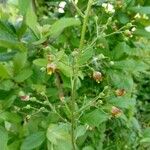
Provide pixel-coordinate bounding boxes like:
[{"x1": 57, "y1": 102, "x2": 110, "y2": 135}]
[
  {"x1": 20, "y1": 95, "x2": 30, "y2": 101},
  {"x1": 93, "y1": 71, "x2": 102, "y2": 83},
  {"x1": 111, "y1": 106, "x2": 122, "y2": 117}
]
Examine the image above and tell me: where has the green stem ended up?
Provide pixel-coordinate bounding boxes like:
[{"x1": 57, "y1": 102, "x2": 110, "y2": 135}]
[
  {"x1": 70, "y1": 1, "x2": 93, "y2": 149},
  {"x1": 79, "y1": 0, "x2": 93, "y2": 50},
  {"x1": 71, "y1": 57, "x2": 77, "y2": 150},
  {"x1": 71, "y1": 0, "x2": 85, "y2": 18}
]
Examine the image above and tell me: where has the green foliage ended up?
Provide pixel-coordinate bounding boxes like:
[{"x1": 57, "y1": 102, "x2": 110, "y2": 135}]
[
  {"x1": 21, "y1": 131, "x2": 46, "y2": 150},
  {"x1": 0, "y1": 0, "x2": 150, "y2": 149}
]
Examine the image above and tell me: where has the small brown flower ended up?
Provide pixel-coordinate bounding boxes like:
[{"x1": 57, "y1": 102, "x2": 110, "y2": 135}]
[
  {"x1": 93, "y1": 71, "x2": 102, "y2": 83},
  {"x1": 47, "y1": 63, "x2": 56, "y2": 75},
  {"x1": 111, "y1": 106, "x2": 122, "y2": 117},
  {"x1": 115, "y1": 89, "x2": 126, "y2": 96},
  {"x1": 20, "y1": 95, "x2": 30, "y2": 101}
]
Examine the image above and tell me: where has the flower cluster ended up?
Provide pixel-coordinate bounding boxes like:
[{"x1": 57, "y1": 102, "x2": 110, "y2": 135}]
[{"x1": 102, "y1": 3, "x2": 115, "y2": 14}]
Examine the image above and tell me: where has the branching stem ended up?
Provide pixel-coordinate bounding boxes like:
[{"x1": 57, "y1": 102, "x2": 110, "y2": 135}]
[
  {"x1": 79, "y1": 0, "x2": 93, "y2": 50},
  {"x1": 70, "y1": 0, "x2": 93, "y2": 149}
]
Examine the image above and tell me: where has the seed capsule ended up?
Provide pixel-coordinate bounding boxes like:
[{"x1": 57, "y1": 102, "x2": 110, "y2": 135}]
[{"x1": 93, "y1": 71, "x2": 102, "y2": 83}]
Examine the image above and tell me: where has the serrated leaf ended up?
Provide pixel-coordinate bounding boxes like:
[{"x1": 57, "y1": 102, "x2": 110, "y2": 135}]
[
  {"x1": 0, "y1": 126, "x2": 8, "y2": 150},
  {"x1": 81, "y1": 109, "x2": 109, "y2": 127},
  {"x1": 113, "y1": 59, "x2": 149, "y2": 74},
  {"x1": 107, "y1": 69, "x2": 134, "y2": 91},
  {"x1": 21, "y1": 132, "x2": 45, "y2": 150},
  {"x1": 109, "y1": 97, "x2": 136, "y2": 109}
]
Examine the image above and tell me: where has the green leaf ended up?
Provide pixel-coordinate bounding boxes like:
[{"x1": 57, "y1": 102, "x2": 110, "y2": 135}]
[
  {"x1": 18, "y1": 0, "x2": 30, "y2": 15},
  {"x1": 13, "y1": 52, "x2": 27, "y2": 73},
  {"x1": 0, "y1": 80, "x2": 14, "y2": 91},
  {"x1": 117, "y1": 12, "x2": 129, "y2": 24},
  {"x1": 113, "y1": 59, "x2": 149, "y2": 74},
  {"x1": 140, "y1": 138, "x2": 150, "y2": 143},
  {"x1": 81, "y1": 109, "x2": 109, "y2": 127},
  {"x1": 55, "y1": 140, "x2": 72, "y2": 150},
  {"x1": 75, "y1": 125, "x2": 87, "y2": 139},
  {"x1": 45, "y1": 18, "x2": 81, "y2": 38},
  {"x1": 21, "y1": 132, "x2": 45, "y2": 150},
  {"x1": 33, "y1": 58, "x2": 48, "y2": 67},
  {"x1": 2, "y1": 95, "x2": 17, "y2": 109},
  {"x1": 57, "y1": 62, "x2": 72, "y2": 77},
  {"x1": 109, "y1": 97, "x2": 136, "y2": 109},
  {"x1": 46, "y1": 124, "x2": 71, "y2": 145},
  {"x1": 14, "y1": 68, "x2": 33, "y2": 82},
  {"x1": 134, "y1": 29, "x2": 150, "y2": 39},
  {"x1": 77, "y1": 48, "x2": 94, "y2": 65},
  {"x1": 0, "y1": 126, "x2": 8, "y2": 150},
  {"x1": 142, "y1": 128, "x2": 150, "y2": 138},
  {"x1": 0, "y1": 21, "x2": 26, "y2": 51},
  {"x1": 129, "y1": 6, "x2": 150, "y2": 14},
  {"x1": 0, "y1": 63, "x2": 11, "y2": 79},
  {"x1": 26, "y1": 2, "x2": 39, "y2": 38},
  {"x1": 8, "y1": 141, "x2": 20, "y2": 150},
  {"x1": 82, "y1": 146, "x2": 94, "y2": 150},
  {"x1": 111, "y1": 42, "x2": 131, "y2": 60},
  {"x1": 107, "y1": 69, "x2": 134, "y2": 91},
  {"x1": 0, "y1": 112, "x2": 21, "y2": 123},
  {"x1": 0, "y1": 51, "x2": 16, "y2": 61}
]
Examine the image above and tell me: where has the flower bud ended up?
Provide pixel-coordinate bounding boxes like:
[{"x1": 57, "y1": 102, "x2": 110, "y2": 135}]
[
  {"x1": 20, "y1": 95, "x2": 30, "y2": 101},
  {"x1": 26, "y1": 105, "x2": 31, "y2": 109},
  {"x1": 93, "y1": 71, "x2": 102, "y2": 83},
  {"x1": 19, "y1": 91, "x2": 30, "y2": 101},
  {"x1": 115, "y1": 89, "x2": 126, "y2": 96},
  {"x1": 126, "y1": 23, "x2": 132, "y2": 28},
  {"x1": 111, "y1": 106, "x2": 122, "y2": 117},
  {"x1": 110, "y1": 61, "x2": 114, "y2": 65}
]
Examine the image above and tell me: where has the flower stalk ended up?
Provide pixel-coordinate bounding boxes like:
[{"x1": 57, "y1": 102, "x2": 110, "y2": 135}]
[{"x1": 70, "y1": 0, "x2": 93, "y2": 149}]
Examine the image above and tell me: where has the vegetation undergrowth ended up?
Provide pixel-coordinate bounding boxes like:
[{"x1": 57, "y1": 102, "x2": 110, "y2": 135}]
[{"x1": 0, "y1": 0, "x2": 150, "y2": 150}]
